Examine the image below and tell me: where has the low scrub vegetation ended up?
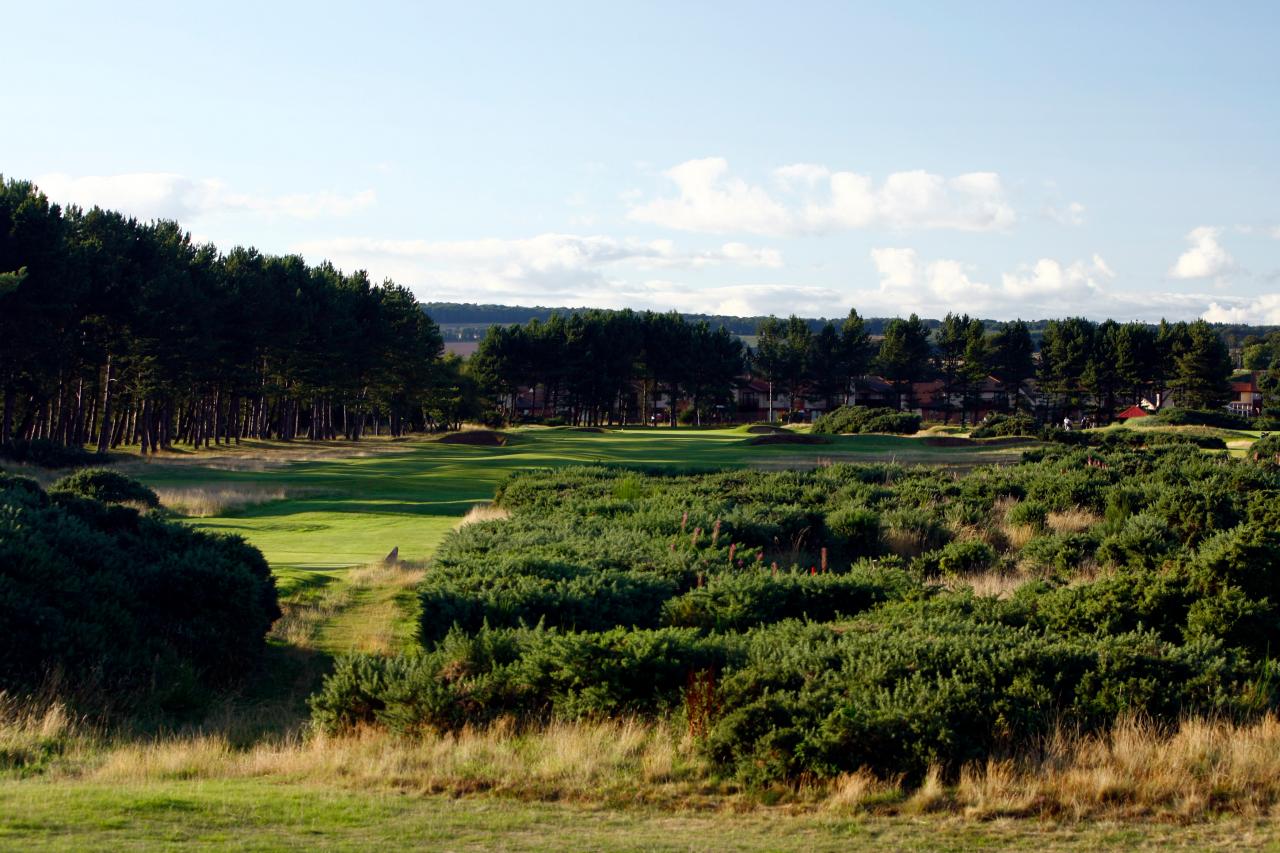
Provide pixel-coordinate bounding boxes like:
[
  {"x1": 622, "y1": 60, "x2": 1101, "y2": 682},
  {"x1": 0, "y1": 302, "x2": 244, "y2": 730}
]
[
  {"x1": 311, "y1": 439, "x2": 1280, "y2": 786},
  {"x1": 0, "y1": 472, "x2": 280, "y2": 713},
  {"x1": 811, "y1": 406, "x2": 921, "y2": 435}
]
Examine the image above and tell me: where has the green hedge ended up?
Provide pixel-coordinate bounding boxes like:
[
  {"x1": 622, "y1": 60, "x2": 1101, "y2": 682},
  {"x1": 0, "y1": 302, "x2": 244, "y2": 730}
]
[
  {"x1": 811, "y1": 406, "x2": 921, "y2": 435},
  {"x1": 0, "y1": 472, "x2": 280, "y2": 709}
]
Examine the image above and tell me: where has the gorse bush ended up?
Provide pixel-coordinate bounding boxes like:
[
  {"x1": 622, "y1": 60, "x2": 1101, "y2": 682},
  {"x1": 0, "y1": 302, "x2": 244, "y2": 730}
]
[
  {"x1": 49, "y1": 467, "x2": 160, "y2": 508},
  {"x1": 0, "y1": 472, "x2": 280, "y2": 711},
  {"x1": 315, "y1": 441, "x2": 1280, "y2": 783},
  {"x1": 1145, "y1": 408, "x2": 1252, "y2": 430},
  {"x1": 811, "y1": 406, "x2": 921, "y2": 435},
  {"x1": 969, "y1": 413, "x2": 1038, "y2": 438},
  {"x1": 0, "y1": 439, "x2": 103, "y2": 468}
]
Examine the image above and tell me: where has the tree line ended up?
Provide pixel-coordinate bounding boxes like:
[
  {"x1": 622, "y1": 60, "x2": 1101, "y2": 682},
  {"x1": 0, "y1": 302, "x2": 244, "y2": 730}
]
[
  {"x1": 0, "y1": 177, "x2": 478, "y2": 454},
  {"x1": 474, "y1": 307, "x2": 1245, "y2": 426},
  {"x1": 1, "y1": 174, "x2": 1263, "y2": 446}
]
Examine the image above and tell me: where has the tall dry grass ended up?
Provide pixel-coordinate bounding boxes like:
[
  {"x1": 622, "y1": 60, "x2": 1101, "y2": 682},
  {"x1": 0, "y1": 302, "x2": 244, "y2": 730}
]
[
  {"x1": 154, "y1": 485, "x2": 291, "y2": 517},
  {"x1": 455, "y1": 503, "x2": 511, "y2": 528},
  {"x1": 1047, "y1": 506, "x2": 1102, "y2": 535},
  {"x1": 9, "y1": 695, "x2": 1280, "y2": 820},
  {"x1": 944, "y1": 569, "x2": 1028, "y2": 599}
]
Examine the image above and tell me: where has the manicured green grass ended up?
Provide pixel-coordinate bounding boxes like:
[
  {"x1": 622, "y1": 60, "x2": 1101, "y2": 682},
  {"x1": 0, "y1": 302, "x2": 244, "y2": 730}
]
[
  {"x1": 2, "y1": 779, "x2": 1274, "y2": 851},
  {"x1": 126, "y1": 428, "x2": 1031, "y2": 569}
]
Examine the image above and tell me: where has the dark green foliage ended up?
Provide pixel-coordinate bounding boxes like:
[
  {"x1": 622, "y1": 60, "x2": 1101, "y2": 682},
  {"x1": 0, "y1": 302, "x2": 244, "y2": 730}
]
[
  {"x1": 49, "y1": 467, "x2": 159, "y2": 507},
  {"x1": 1250, "y1": 433, "x2": 1280, "y2": 464},
  {"x1": 969, "y1": 413, "x2": 1038, "y2": 438},
  {"x1": 0, "y1": 177, "x2": 447, "y2": 452},
  {"x1": 311, "y1": 625, "x2": 736, "y2": 732},
  {"x1": 811, "y1": 406, "x2": 921, "y2": 435},
  {"x1": 662, "y1": 565, "x2": 916, "y2": 631},
  {"x1": 0, "y1": 472, "x2": 279, "y2": 709},
  {"x1": 1005, "y1": 500, "x2": 1048, "y2": 530},
  {"x1": 0, "y1": 439, "x2": 101, "y2": 468},
  {"x1": 824, "y1": 506, "x2": 882, "y2": 557},
  {"x1": 315, "y1": 447, "x2": 1280, "y2": 784},
  {"x1": 705, "y1": 613, "x2": 1245, "y2": 782},
  {"x1": 914, "y1": 539, "x2": 998, "y2": 577},
  {"x1": 1145, "y1": 408, "x2": 1252, "y2": 430}
]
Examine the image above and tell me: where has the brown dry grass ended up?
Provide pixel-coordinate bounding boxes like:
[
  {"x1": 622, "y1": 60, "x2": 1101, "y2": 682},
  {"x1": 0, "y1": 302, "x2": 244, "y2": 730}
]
[
  {"x1": 454, "y1": 503, "x2": 512, "y2": 528},
  {"x1": 944, "y1": 569, "x2": 1029, "y2": 599},
  {"x1": 154, "y1": 485, "x2": 291, "y2": 517},
  {"x1": 1047, "y1": 506, "x2": 1102, "y2": 535},
  {"x1": 11, "y1": 695, "x2": 1280, "y2": 821}
]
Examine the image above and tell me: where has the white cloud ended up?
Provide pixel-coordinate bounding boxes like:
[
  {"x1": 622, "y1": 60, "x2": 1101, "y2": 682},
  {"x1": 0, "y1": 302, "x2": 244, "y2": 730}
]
[
  {"x1": 860, "y1": 248, "x2": 1243, "y2": 320},
  {"x1": 289, "y1": 233, "x2": 784, "y2": 306},
  {"x1": 869, "y1": 247, "x2": 993, "y2": 307},
  {"x1": 1044, "y1": 201, "x2": 1086, "y2": 226},
  {"x1": 626, "y1": 158, "x2": 793, "y2": 236},
  {"x1": 629, "y1": 158, "x2": 1015, "y2": 236},
  {"x1": 1001, "y1": 254, "x2": 1113, "y2": 301},
  {"x1": 1202, "y1": 294, "x2": 1280, "y2": 324},
  {"x1": 35, "y1": 172, "x2": 375, "y2": 222},
  {"x1": 1170, "y1": 226, "x2": 1235, "y2": 279}
]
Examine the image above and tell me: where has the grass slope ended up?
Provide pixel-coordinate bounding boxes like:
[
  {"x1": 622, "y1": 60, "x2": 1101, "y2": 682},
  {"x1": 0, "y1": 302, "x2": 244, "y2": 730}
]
[{"x1": 3, "y1": 779, "x2": 1276, "y2": 851}]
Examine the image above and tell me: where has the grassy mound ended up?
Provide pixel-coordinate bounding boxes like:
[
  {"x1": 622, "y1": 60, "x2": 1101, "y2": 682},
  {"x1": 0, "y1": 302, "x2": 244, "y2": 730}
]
[
  {"x1": 744, "y1": 433, "x2": 830, "y2": 446},
  {"x1": 437, "y1": 430, "x2": 511, "y2": 447}
]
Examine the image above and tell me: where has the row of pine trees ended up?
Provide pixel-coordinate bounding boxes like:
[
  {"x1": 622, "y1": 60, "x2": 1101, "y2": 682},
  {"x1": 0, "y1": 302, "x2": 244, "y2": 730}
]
[{"x1": 0, "y1": 178, "x2": 453, "y2": 452}]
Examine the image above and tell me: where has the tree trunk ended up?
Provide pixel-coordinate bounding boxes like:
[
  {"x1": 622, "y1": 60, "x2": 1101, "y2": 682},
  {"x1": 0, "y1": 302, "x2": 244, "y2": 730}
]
[{"x1": 1, "y1": 384, "x2": 13, "y2": 445}]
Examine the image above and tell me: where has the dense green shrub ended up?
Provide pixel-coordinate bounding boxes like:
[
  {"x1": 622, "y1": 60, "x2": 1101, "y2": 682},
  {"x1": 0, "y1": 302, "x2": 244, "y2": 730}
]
[
  {"x1": 311, "y1": 625, "x2": 736, "y2": 732},
  {"x1": 49, "y1": 467, "x2": 160, "y2": 508},
  {"x1": 1251, "y1": 433, "x2": 1280, "y2": 464},
  {"x1": 1146, "y1": 408, "x2": 1252, "y2": 430},
  {"x1": 913, "y1": 539, "x2": 998, "y2": 577},
  {"x1": 811, "y1": 406, "x2": 920, "y2": 435},
  {"x1": 662, "y1": 565, "x2": 917, "y2": 631},
  {"x1": 1005, "y1": 500, "x2": 1048, "y2": 530},
  {"x1": 0, "y1": 439, "x2": 102, "y2": 469},
  {"x1": 0, "y1": 472, "x2": 279, "y2": 709},
  {"x1": 314, "y1": 449, "x2": 1280, "y2": 784},
  {"x1": 706, "y1": 613, "x2": 1247, "y2": 781},
  {"x1": 824, "y1": 506, "x2": 881, "y2": 557},
  {"x1": 970, "y1": 413, "x2": 1038, "y2": 438}
]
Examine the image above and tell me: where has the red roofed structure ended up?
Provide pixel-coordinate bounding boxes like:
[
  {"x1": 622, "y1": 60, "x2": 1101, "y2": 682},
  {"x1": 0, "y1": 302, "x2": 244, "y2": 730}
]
[{"x1": 1116, "y1": 405, "x2": 1150, "y2": 420}]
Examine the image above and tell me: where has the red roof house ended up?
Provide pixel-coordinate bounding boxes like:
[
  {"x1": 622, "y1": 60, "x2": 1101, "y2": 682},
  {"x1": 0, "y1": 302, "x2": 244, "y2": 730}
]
[{"x1": 1116, "y1": 405, "x2": 1149, "y2": 420}]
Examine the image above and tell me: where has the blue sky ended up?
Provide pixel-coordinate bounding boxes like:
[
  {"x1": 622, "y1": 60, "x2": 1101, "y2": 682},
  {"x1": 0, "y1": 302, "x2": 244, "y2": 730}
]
[{"x1": 6, "y1": 0, "x2": 1279, "y2": 321}]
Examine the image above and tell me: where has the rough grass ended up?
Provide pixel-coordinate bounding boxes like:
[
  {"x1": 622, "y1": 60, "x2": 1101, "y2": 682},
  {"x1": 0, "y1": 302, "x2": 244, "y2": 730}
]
[
  {"x1": 455, "y1": 503, "x2": 512, "y2": 528},
  {"x1": 153, "y1": 485, "x2": 292, "y2": 517},
  {"x1": 10, "y1": 698, "x2": 1280, "y2": 824},
  {"x1": 270, "y1": 562, "x2": 426, "y2": 655},
  {"x1": 1047, "y1": 507, "x2": 1102, "y2": 535}
]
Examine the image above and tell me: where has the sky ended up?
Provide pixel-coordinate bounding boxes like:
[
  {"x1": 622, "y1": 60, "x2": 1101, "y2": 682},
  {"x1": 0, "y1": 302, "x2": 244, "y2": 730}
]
[{"x1": 5, "y1": 0, "x2": 1279, "y2": 322}]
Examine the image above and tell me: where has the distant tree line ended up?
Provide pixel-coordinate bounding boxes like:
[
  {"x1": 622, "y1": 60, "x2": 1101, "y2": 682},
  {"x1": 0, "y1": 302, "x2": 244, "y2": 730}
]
[
  {"x1": 0, "y1": 177, "x2": 474, "y2": 454},
  {"x1": 471, "y1": 310, "x2": 744, "y2": 425},
  {"x1": 475, "y1": 308, "x2": 1245, "y2": 427},
  {"x1": 427, "y1": 301, "x2": 1275, "y2": 354}
]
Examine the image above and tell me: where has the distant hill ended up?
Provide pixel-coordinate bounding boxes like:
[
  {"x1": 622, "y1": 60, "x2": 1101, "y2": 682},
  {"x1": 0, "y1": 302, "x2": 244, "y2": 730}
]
[
  {"x1": 420, "y1": 301, "x2": 1277, "y2": 350},
  {"x1": 422, "y1": 302, "x2": 924, "y2": 341}
]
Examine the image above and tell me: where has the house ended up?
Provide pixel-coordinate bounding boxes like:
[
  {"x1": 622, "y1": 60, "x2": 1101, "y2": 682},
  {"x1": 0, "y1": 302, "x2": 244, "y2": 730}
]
[
  {"x1": 908, "y1": 375, "x2": 1007, "y2": 423},
  {"x1": 1229, "y1": 375, "x2": 1263, "y2": 417}
]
